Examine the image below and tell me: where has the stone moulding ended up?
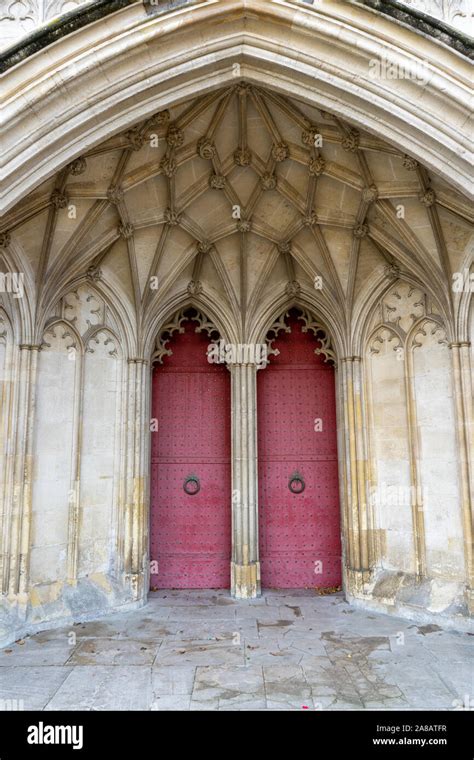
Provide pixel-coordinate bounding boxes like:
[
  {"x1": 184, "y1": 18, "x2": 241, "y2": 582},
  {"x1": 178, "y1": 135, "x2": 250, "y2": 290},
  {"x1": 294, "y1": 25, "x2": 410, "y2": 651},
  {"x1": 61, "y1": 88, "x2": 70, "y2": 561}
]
[
  {"x1": 353, "y1": 0, "x2": 474, "y2": 58},
  {"x1": 1, "y1": 0, "x2": 472, "y2": 213},
  {"x1": 1, "y1": 0, "x2": 471, "y2": 74}
]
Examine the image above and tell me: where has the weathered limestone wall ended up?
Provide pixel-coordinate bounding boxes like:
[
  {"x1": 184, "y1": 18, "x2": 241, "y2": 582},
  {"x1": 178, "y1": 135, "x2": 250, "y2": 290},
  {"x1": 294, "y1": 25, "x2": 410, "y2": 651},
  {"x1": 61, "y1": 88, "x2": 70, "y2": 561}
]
[
  {"x1": 31, "y1": 297, "x2": 126, "y2": 597},
  {"x1": 367, "y1": 328, "x2": 414, "y2": 574},
  {"x1": 31, "y1": 324, "x2": 77, "y2": 587},
  {"x1": 0, "y1": 286, "x2": 142, "y2": 645},
  {"x1": 356, "y1": 281, "x2": 471, "y2": 625}
]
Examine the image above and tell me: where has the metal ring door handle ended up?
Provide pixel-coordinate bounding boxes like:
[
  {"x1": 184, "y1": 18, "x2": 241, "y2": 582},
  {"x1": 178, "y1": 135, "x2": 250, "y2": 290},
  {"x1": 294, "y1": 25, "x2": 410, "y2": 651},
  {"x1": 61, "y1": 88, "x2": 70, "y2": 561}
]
[
  {"x1": 288, "y1": 472, "x2": 305, "y2": 494},
  {"x1": 183, "y1": 475, "x2": 200, "y2": 495}
]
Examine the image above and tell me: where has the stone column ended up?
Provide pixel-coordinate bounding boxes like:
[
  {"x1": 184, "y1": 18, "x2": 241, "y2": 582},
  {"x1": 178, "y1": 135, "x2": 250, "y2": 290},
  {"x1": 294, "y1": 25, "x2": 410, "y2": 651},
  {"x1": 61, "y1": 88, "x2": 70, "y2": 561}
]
[
  {"x1": 341, "y1": 356, "x2": 372, "y2": 593},
  {"x1": 450, "y1": 341, "x2": 473, "y2": 613},
  {"x1": 9, "y1": 344, "x2": 40, "y2": 602},
  {"x1": 124, "y1": 357, "x2": 149, "y2": 602},
  {"x1": 229, "y1": 360, "x2": 261, "y2": 598}
]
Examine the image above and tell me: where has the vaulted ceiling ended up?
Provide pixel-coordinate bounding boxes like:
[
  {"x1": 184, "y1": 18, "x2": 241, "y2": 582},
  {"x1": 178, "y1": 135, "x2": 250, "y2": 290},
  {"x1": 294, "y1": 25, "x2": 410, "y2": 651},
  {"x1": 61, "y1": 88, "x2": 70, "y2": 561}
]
[{"x1": 1, "y1": 83, "x2": 472, "y2": 345}]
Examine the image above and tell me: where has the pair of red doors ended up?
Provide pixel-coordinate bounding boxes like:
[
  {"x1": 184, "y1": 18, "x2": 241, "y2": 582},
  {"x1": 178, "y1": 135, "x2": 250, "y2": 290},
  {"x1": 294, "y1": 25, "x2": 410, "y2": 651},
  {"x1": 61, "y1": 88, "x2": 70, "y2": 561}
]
[{"x1": 150, "y1": 311, "x2": 341, "y2": 590}]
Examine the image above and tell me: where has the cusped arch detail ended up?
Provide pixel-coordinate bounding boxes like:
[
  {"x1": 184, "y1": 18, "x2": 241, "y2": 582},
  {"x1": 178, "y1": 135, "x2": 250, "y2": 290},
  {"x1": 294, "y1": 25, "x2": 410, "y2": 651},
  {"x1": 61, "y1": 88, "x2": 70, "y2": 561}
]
[
  {"x1": 455, "y1": 262, "x2": 473, "y2": 343},
  {"x1": 263, "y1": 307, "x2": 337, "y2": 368},
  {"x1": 143, "y1": 290, "x2": 238, "y2": 362},
  {"x1": 406, "y1": 315, "x2": 449, "y2": 352},
  {"x1": 250, "y1": 286, "x2": 346, "y2": 362},
  {"x1": 40, "y1": 317, "x2": 84, "y2": 353},
  {"x1": 84, "y1": 326, "x2": 123, "y2": 360},
  {"x1": 151, "y1": 307, "x2": 221, "y2": 366},
  {"x1": 366, "y1": 324, "x2": 404, "y2": 357},
  {"x1": 0, "y1": 246, "x2": 34, "y2": 343},
  {"x1": 36, "y1": 277, "x2": 136, "y2": 357},
  {"x1": 356, "y1": 275, "x2": 454, "y2": 357}
]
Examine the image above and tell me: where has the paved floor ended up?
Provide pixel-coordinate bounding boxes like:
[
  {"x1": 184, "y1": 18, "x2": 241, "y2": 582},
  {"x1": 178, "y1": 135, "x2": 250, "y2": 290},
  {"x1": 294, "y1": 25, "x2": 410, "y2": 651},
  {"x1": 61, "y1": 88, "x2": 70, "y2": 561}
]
[{"x1": 1, "y1": 590, "x2": 473, "y2": 711}]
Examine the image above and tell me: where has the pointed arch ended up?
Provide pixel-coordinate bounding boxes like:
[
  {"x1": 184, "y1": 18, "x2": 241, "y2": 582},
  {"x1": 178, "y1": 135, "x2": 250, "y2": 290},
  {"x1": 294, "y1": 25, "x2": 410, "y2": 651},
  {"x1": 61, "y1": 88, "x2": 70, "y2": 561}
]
[
  {"x1": 355, "y1": 274, "x2": 454, "y2": 357},
  {"x1": 143, "y1": 290, "x2": 239, "y2": 362},
  {"x1": 249, "y1": 286, "x2": 347, "y2": 361},
  {"x1": 36, "y1": 276, "x2": 136, "y2": 357}
]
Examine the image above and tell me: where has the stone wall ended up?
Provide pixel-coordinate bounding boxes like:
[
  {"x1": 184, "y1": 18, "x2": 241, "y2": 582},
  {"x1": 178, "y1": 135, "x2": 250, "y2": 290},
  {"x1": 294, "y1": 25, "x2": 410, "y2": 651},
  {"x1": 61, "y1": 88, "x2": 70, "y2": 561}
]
[{"x1": 359, "y1": 282, "x2": 469, "y2": 622}]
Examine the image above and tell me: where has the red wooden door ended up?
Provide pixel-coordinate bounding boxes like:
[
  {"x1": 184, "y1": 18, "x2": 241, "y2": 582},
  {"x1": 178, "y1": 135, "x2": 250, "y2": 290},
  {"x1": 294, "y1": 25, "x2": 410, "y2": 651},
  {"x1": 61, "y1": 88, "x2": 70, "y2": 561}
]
[
  {"x1": 258, "y1": 311, "x2": 341, "y2": 588},
  {"x1": 150, "y1": 317, "x2": 231, "y2": 588}
]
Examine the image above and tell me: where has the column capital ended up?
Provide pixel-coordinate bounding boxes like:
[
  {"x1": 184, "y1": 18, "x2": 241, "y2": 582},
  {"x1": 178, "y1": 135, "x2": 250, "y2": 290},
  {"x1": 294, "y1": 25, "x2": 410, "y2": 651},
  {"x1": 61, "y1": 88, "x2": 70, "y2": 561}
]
[
  {"x1": 341, "y1": 355, "x2": 362, "y2": 363},
  {"x1": 227, "y1": 359, "x2": 262, "y2": 368},
  {"x1": 19, "y1": 343, "x2": 41, "y2": 351}
]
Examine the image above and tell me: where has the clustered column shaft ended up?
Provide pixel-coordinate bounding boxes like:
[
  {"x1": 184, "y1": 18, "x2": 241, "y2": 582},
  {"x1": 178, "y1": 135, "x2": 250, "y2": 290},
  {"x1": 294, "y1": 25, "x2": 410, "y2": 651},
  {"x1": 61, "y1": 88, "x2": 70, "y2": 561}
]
[{"x1": 230, "y1": 360, "x2": 261, "y2": 598}]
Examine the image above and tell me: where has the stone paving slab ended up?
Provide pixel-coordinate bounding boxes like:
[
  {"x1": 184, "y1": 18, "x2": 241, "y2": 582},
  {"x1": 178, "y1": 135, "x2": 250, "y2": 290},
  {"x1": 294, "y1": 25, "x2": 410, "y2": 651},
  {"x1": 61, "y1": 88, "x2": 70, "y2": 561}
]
[
  {"x1": 152, "y1": 695, "x2": 193, "y2": 710},
  {"x1": 150, "y1": 590, "x2": 268, "y2": 607},
  {"x1": 192, "y1": 664, "x2": 266, "y2": 709},
  {"x1": 0, "y1": 590, "x2": 472, "y2": 711},
  {"x1": 164, "y1": 605, "x2": 237, "y2": 622},
  {"x1": 0, "y1": 635, "x2": 76, "y2": 667},
  {"x1": 152, "y1": 665, "x2": 196, "y2": 695},
  {"x1": 0, "y1": 667, "x2": 73, "y2": 710},
  {"x1": 171, "y1": 620, "x2": 258, "y2": 641},
  {"x1": 243, "y1": 637, "x2": 305, "y2": 666},
  {"x1": 66, "y1": 638, "x2": 161, "y2": 666},
  {"x1": 154, "y1": 639, "x2": 245, "y2": 667},
  {"x1": 45, "y1": 666, "x2": 153, "y2": 710},
  {"x1": 263, "y1": 664, "x2": 312, "y2": 708}
]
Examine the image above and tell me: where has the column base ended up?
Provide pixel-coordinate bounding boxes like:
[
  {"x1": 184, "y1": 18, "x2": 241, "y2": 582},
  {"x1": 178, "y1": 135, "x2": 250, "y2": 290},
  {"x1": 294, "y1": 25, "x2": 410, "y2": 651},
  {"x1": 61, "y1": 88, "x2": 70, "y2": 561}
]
[
  {"x1": 126, "y1": 571, "x2": 146, "y2": 600},
  {"x1": 231, "y1": 561, "x2": 261, "y2": 599},
  {"x1": 465, "y1": 586, "x2": 474, "y2": 615},
  {"x1": 345, "y1": 567, "x2": 374, "y2": 595}
]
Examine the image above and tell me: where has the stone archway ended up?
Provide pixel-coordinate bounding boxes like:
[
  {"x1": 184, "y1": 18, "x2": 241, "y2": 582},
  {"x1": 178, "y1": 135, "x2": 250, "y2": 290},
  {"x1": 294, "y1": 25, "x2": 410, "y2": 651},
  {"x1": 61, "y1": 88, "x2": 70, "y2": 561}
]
[
  {"x1": 0, "y1": 15, "x2": 472, "y2": 642},
  {"x1": 2, "y1": 0, "x2": 472, "y2": 212}
]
